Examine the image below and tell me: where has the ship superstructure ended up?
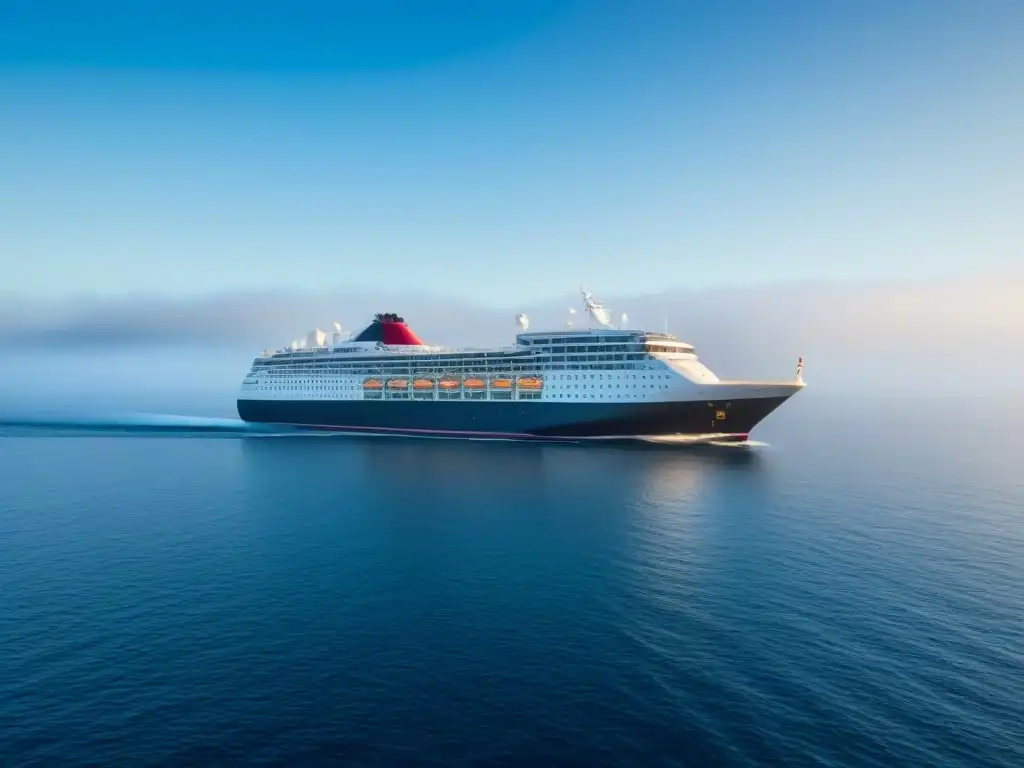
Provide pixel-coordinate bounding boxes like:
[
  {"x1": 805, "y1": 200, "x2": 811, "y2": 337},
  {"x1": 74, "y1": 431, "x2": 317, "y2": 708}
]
[{"x1": 237, "y1": 290, "x2": 805, "y2": 443}]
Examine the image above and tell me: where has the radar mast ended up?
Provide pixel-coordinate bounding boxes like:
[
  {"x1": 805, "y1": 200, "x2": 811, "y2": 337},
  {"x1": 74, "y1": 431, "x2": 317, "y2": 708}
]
[{"x1": 580, "y1": 286, "x2": 613, "y2": 328}]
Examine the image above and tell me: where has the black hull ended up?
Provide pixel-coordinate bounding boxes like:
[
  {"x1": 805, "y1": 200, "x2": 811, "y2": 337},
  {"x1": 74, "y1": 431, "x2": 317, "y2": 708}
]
[{"x1": 236, "y1": 397, "x2": 792, "y2": 442}]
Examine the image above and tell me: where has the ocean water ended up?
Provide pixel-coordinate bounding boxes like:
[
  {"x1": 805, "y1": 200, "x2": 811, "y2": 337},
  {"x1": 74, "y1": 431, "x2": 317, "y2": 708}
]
[{"x1": 1, "y1": 395, "x2": 1022, "y2": 766}]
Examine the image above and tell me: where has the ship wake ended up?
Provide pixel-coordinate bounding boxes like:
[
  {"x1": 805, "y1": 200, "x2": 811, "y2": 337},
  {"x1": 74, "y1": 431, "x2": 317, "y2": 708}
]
[{"x1": 0, "y1": 411, "x2": 307, "y2": 437}]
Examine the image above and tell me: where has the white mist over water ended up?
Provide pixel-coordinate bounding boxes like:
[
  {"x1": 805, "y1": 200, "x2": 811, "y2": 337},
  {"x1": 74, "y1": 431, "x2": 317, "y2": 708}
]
[
  {"x1": 1, "y1": 276, "x2": 1022, "y2": 425},
  {"x1": 0, "y1": 344, "x2": 251, "y2": 418},
  {"x1": 2, "y1": 276, "x2": 1022, "y2": 403}
]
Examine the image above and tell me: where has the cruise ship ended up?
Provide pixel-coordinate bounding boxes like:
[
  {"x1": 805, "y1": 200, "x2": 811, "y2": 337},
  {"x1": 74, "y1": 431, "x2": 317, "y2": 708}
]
[{"x1": 237, "y1": 290, "x2": 805, "y2": 443}]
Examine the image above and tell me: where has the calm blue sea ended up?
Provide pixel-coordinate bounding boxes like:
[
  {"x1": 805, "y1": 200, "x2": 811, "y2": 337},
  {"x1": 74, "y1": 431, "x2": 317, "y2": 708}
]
[{"x1": 1, "y1": 395, "x2": 1022, "y2": 766}]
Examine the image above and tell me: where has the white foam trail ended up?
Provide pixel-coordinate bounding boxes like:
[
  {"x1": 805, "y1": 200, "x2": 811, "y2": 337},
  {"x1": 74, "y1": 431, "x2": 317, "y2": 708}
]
[
  {"x1": 0, "y1": 411, "x2": 294, "y2": 435},
  {"x1": 122, "y1": 412, "x2": 257, "y2": 430}
]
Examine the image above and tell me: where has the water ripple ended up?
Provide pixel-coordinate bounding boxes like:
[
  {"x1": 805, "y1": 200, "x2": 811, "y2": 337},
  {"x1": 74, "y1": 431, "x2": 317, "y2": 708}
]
[{"x1": 1, "y1": 397, "x2": 1023, "y2": 765}]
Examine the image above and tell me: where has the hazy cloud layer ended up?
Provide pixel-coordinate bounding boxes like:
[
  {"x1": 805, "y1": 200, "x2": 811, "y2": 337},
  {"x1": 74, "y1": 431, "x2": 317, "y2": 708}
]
[{"x1": 2, "y1": 275, "x2": 1022, "y2": 398}]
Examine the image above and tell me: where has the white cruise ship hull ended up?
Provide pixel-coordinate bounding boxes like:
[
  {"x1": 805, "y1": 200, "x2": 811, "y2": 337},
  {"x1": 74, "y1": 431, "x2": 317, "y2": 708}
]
[{"x1": 236, "y1": 301, "x2": 806, "y2": 443}]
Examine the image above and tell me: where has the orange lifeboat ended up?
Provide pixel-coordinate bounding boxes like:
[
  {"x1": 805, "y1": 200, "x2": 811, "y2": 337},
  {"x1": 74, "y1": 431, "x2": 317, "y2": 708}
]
[
  {"x1": 438, "y1": 378, "x2": 460, "y2": 390},
  {"x1": 517, "y1": 377, "x2": 542, "y2": 389},
  {"x1": 387, "y1": 379, "x2": 409, "y2": 389},
  {"x1": 490, "y1": 378, "x2": 512, "y2": 389},
  {"x1": 363, "y1": 378, "x2": 383, "y2": 389},
  {"x1": 412, "y1": 378, "x2": 434, "y2": 390},
  {"x1": 464, "y1": 378, "x2": 485, "y2": 389}
]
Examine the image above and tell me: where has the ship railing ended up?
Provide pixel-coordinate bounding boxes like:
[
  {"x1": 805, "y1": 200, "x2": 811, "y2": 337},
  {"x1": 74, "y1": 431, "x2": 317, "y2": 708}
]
[{"x1": 267, "y1": 343, "x2": 528, "y2": 354}]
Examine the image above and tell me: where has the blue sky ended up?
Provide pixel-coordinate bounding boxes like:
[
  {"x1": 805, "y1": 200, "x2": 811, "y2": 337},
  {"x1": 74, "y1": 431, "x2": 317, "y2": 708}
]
[{"x1": 2, "y1": 0, "x2": 1022, "y2": 304}]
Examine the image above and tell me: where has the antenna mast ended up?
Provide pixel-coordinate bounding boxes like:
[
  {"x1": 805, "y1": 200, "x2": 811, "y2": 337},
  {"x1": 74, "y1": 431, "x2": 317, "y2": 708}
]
[{"x1": 579, "y1": 286, "x2": 613, "y2": 328}]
